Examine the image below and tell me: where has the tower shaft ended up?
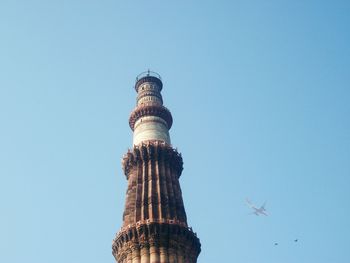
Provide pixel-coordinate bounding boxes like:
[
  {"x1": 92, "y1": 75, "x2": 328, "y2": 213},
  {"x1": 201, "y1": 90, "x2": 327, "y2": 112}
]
[{"x1": 112, "y1": 72, "x2": 200, "y2": 263}]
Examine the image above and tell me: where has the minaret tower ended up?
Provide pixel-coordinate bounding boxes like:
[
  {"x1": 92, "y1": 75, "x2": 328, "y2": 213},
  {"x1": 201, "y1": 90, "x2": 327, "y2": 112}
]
[{"x1": 112, "y1": 71, "x2": 201, "y2": 263}]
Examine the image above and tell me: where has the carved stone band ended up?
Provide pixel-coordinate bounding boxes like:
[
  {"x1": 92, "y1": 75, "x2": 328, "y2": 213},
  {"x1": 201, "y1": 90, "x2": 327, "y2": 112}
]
[
  {"x1": 112, "y1": 222, "x2": 201, "y2": 263},
  {"x1": 129, "y1": 104, "x2": 173, "y2": 131},
  {"x1": 122, "y1": 141, "x2": 183, "y2": 178}
]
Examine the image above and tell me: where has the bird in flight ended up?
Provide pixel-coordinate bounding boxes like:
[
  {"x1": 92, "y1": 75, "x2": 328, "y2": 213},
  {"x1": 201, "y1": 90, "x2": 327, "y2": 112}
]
[{"x1": 246, "y1": 198, "x2": 268, "y2": 216}]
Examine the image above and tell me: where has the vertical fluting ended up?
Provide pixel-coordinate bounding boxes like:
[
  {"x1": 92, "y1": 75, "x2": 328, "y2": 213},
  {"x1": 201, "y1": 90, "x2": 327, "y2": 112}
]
[
  {"x1": 113, "y1": 73, "x2": 200, "y2": 263},
  {"x1": 168, "y1": 246, "x2": 177, "y2": 263},
  {"x1": 135, "y1": 162, "x2": 142, "y2": 222},
  {"x1": 150, "y1": 157, "x2": 158, "y2": 219},
  {"x1": 126, "y1": 250, "x2": 132, "y2": 263},
  {"x1": 159, "y1": 155, "x2": 170, "y2": 219},
  {"x1": 166, "y1": 160, "x2": 177, "y2": 220},
  {"x1": 149, "y1": 244, "x2": 159, "y2": 263},
  {"x1": 141, "y1": 151, "x2": 148, "y2": 221},
  {"x1": 155, "y1": 150, "x2": 163, "y2": 219},
  {"x1": 173, "y1": 170, "x2": 186, "y2": 223},
  {"x1": 159, "y1": 247, "x2": 168, "y2": 263},
  {"x1": 177, "y1": 247, "x2": 184, "y2": 263},
  {"x1": 132, "y1": 246, "x2": 140, "y2": 263},
  {"x1": 140, "y1": 246, "x2": 149, "y2": 263},
  {"x1": 147, "y1": 157, "x2": 152, "y2": 220}
]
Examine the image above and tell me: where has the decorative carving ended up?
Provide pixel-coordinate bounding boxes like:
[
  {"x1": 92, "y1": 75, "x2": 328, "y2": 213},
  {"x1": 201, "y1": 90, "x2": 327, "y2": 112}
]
[
  {"x1": 135, "y1": 76, "x2": 163, "y2": 92},
  {"x1": 112, "y1": 222, "x2": 200, "y2": 263},
  {"x1": 113, "y1": 74, "x2": 200, "y2": 263},
  {"x1": 137, "y1": 91, "x2": 163, "y2": 103},
  {"x1": 129, "y1": 104, "x2": 173, "y2": 131},
  {"x1": 122, "y1": 141, "x2": 183, "y2": 178}
]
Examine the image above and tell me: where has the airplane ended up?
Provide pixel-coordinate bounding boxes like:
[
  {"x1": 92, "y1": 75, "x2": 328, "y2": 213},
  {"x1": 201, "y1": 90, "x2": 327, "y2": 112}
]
[{"x1": 246, "y1": 198, "x2": 268, "y2": 216}]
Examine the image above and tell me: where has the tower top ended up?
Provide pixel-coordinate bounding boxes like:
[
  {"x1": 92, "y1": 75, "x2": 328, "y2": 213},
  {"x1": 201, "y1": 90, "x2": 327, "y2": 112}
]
[{"x1": 135, "y1": 70, "x2": 163, "y2": 92}]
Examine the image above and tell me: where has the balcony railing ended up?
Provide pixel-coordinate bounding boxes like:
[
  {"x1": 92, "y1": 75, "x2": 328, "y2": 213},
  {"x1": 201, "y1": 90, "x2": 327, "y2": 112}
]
[{"x1": 136, "y1": 70, "x2": 162, "y2": 82}]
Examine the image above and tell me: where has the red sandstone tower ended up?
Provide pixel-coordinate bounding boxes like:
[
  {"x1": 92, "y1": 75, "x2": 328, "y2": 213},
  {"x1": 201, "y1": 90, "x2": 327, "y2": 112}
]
[{"x1": 112, "y1": 72, "x2": 201, "y2": 263}]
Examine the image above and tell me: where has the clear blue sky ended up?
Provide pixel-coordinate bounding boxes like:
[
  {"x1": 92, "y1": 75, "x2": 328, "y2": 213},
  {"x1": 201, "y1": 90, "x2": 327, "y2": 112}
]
[{"x1": 1, "y1": 1, "x2": 349, "y2": 262}]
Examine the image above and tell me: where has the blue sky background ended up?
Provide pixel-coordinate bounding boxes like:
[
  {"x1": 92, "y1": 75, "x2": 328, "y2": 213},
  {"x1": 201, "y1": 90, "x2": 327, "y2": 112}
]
[{"x1": 1, "y1": 1, "x2": 349, "y2": 262}]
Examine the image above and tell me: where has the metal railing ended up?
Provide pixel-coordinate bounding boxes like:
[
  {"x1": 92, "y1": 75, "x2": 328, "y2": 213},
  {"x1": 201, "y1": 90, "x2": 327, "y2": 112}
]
[{"x1": 136, "y1": 70, "x2": 162, "y2": 82}]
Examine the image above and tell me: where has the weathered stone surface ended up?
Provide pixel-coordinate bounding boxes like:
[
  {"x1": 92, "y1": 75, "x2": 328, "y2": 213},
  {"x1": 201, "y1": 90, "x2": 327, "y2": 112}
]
[
  {"x1": 133, "y1": 116, "x2": 171, "y2": 146},
  {"x1": 113, "y1": 74, "x2": 200, "y2": 263},
  {"x1": 113, "y1": 223, "x2": 200, "y2": 263},
  {"x1": 121, "y1": 142, "x2": 186, "y2": 227}
]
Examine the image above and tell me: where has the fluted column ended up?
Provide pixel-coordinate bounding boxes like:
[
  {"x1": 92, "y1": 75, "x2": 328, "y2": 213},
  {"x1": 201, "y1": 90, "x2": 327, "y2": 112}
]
[
  {"x1": 126, "y1": 249, "x2": 132, "y2": 263},
  {"x1": 177, "y1": 246, "x2": 184, "y2": 263},
  {"x1": 149, "y1": 242, "x2": 159, "y2": 263},
  {"x1": 131, "y1": 245, "x2": 140, "y2": 263},
  {"x1": 140, "y1": 245, "x2": 150, "y2": 263},
  {"x1": 159, "y1": 247, "x2": 168, "y2": 263},
  {"x1": 168, "y1": 246, "x2": 177, "y2": 263},
  {"x1": 113, "y1": 73, "x2": 200, "y2": 263}
]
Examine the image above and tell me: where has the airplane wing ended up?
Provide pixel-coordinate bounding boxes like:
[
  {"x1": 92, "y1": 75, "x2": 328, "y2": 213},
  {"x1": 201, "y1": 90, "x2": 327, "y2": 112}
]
[
  {"x1": 260, "y1": 210, "x2": 268, "y2": 216},
  {"x1": 260, "y1": 202, "x2": 267, "y2": 210},
  {"x1": 246, "y1": 198, "x2": 255, "y2": 208}
]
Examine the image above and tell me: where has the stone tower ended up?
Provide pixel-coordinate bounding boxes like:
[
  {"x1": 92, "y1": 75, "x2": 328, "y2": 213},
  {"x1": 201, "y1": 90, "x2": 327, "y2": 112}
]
[{"x1": 112, "y1": 72, "x2": 201, "y2": 263}]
